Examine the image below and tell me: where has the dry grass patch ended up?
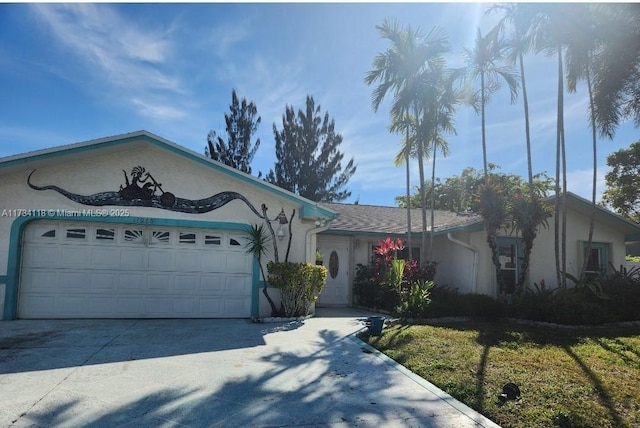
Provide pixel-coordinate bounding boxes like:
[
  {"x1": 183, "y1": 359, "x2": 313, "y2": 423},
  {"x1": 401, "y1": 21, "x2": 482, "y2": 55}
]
[{"x1": 364, "y1": 321, "x2": 640, "y2": 428}]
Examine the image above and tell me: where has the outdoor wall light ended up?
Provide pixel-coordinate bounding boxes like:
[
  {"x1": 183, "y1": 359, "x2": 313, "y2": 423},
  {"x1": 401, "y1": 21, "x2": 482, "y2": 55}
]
[{"x1": 275, "y1": 209, "x2": 288, "y2": 240}]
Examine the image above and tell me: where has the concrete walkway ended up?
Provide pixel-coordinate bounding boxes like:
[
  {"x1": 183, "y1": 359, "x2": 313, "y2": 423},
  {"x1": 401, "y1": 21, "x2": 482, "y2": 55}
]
[{"x1": 0, "y1": 308, "x2": 500, "y2": 427}]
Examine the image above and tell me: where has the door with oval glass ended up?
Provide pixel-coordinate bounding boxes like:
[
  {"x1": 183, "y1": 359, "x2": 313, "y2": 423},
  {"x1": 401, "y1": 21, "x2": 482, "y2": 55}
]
[{"x1": 316, "y1": 238, "x2": 350, "y2": 306}]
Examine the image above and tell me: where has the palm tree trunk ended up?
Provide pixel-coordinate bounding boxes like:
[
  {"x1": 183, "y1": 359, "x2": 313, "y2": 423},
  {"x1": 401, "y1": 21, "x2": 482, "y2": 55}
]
[
  {"x1": 430, "y1": 140, "x2": 437, "y2": 260},
  {"x1": 560, "y1": 51, "x2": 568, "y2": 290},
  {"x1": 417, "y1": 131, "x2": 428, "y2": 267},
  {"x1": 554, "y1": 48, "x2": 563, "y2": 288},
  {"x1": 405, "y1": 124, "x2": 413, "y2": 260},
  {"x1": 581, "y1": 67, "x2": 598, "y2": 279},
  {"x1": 519, "y1": 51, "x2": 534, "y2": 194},
  {"x1": 481, "y1": 70, "x2": 488, "y2": 182}
]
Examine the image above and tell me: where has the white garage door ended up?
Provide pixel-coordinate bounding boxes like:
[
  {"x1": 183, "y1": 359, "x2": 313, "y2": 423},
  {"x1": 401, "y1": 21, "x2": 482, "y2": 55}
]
[{"x1": 18, "y1": 221, "x2": 253, "y2": 319}]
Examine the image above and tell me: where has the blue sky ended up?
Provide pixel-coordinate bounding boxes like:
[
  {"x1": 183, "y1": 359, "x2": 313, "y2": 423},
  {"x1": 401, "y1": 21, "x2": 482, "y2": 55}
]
[{"x1": 1, "y1": 3, "x2": 638, "y2": 206}]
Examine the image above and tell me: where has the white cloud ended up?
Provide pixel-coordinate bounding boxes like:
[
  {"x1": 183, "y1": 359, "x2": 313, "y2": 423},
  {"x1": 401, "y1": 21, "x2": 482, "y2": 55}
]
[
  {"x1": 566, "y1": 167, "x2": 606, "y2": 200},
  {"x1": 29, "y1": 4, "x2": 187, "y2": 120}
]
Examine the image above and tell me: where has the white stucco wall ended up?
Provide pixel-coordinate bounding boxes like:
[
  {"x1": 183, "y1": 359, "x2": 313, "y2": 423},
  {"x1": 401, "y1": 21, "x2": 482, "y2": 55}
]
[
  {"x1": 0, "y1": 139, "x2": 325, "y2": 318},
  {"x1": 469, "y1": 206, "x2": 631, "y2": 295}
]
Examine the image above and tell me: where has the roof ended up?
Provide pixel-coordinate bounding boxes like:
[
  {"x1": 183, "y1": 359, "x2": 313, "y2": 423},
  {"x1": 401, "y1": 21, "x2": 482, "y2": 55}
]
[
  {"x1": 322, "y1": 202, "x2": 483, "y2": 237},
  {"x1": 323, "y1": 193, "x2": 640, "y2": 243},
  {"x1": 0, "y1": 130, "x2": 337, "y2": 221}
]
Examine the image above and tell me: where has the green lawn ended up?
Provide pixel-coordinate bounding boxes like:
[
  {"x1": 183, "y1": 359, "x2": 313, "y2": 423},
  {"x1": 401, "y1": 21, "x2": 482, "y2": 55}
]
[{"x1": 364, "y1": 321, "x2": 640, "y2": 428}]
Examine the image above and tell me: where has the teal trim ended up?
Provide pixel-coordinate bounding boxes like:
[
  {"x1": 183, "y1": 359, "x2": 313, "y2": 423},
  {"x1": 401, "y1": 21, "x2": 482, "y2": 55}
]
[
  {"x1": 548, "y1": 192, "x2": 640, "y2": 235},
  {"x1": 583, "y1": 241, "x2": 610, "y2": 276},
  {"x1": 3, "y1": 214, "x2": 256, "y2": 320},
  {"x1": 0, "y1": 131, "x2": 337, "y2": 221},
  {"x1": 0, "y1": 276, "x2": 6, "y2": 284},
  {"x1": 496, "y1": 237, "x2": 524, "y2": 293}
]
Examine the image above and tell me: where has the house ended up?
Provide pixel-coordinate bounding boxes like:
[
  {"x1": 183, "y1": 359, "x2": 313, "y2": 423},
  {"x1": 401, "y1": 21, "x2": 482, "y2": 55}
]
[
  {"x1": 317, "y1": 195, "x2": 640, "y2": 306},
  {"x1": 3, "y1": 132, "x2": 639, "y2": 320},
  {"x1": 0, "y1": 131, "x2": 336, "y2": 320}
]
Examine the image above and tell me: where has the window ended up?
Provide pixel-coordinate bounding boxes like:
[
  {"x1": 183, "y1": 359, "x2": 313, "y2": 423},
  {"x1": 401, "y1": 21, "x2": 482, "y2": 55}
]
[
  {"x1": 41, "y1": 229, "x2": 56, "y2": 238},
  {"x1": 66, "y1": 228, "x2": 86, "y2": 239},
  {"x1": 204, "y1": 235, "x2": 221, "y2": 246},
  {"x1": 96, "y1": 228, "x2": 115, "y2": 241},
  {"x1": 229, "y1": 238, "x2": 241, "y2": 246},
  {"x1": 497, "y1": 237, "x2": 523, "y2": 295},
  {"x1": 583, "y1": 242, "x2": 609, "y2": 279},
  {"x1": 152, "y1": 230, "x2": 171, "y2": 244},
  {"x1": 124, "y1": 229, "x2": 144, "y2": 242},
  {"x1": 179, "y1": 232, "x2": 197, "y2": 244}
]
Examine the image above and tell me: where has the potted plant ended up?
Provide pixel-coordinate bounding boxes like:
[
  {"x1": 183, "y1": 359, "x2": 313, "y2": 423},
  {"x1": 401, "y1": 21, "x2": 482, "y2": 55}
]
[{"x1": 315, "y1": 249, "x2": 325, "y2": 266}]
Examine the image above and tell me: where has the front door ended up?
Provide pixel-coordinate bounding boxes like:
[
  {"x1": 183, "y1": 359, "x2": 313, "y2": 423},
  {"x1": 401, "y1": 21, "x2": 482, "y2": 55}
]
[{"x1": 316, "y1": 238, "x2": 350, "y2": 306}]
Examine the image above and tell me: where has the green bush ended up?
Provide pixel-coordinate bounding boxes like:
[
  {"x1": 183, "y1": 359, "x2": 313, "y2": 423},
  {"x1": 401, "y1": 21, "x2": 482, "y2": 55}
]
[
  {"x1": 426, "y1": 286, "x2": 504, "y2": 319},
  {"x1": 395, "y1": 280, "x2": 434, "y2": 318},
  {"x1": 267, "y1": 262, "x2": 327, "y2": 317}
]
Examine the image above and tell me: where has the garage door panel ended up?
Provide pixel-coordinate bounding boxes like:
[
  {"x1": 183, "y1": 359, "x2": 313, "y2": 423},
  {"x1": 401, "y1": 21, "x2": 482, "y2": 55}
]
[
  {"x1": 120, "y1": 249, "x2": 147, "y2": 269},
  {"x1": 90, "y1": 272, "x2": 118, "y2": 291},
  {"x1": 92, "y1": 247, "x2": 120, "y2": 269},
  {"x1": 57, "y1": 295, "x2": 86, "y2": 315},
  {"x1": 175, "y1": 251, "x2": 202, "y2": 271},
  {"x1": 20, "y1": 270, "x2": 54, "y2": 292},
  {"x1": 148, "y1": 250, "x2": 175, "y2": 271},
  {"x1": 200, "y1": 275, "x2": 223, "y2": 293},
  {"x1": 60, "y1": 247, "x2": 92, "y2": 268},
  {"x1": 225, "y1": 255, "x2": 251, "y2": 273},
  {"x1": 174, "y1": 274, "x2": 198, "y2": 291},
  {"x1": 118, "y1": 273, "x2": 147, "y2": 293},
  {"x1": 58, "y1": 271, "x2": 89, "y2": 290},
  {"x1": 22, "y1": 245, "x2": 59, "y2": 268},
  {"x1": 201, "y1": 253, "x2": 225, "y2": 272},
  {"x1": 147, "y1": 273, "x2": 172, "y2": 291},
  {"x1": 225, "y1": 276, "x2": 252, "y2": 294}
]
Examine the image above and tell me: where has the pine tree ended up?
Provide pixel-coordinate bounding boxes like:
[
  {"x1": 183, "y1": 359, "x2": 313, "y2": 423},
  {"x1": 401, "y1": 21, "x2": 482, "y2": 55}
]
[
  {"x1": 206, "y1": 89, "x2": 261, "y2": 174},
  {"x1": 265, "y1": 96, "x2": 356, "y2": 202}
]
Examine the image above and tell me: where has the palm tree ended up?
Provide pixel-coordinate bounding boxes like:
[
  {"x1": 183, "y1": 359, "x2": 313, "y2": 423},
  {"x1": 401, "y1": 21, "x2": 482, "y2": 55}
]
[
  {"x1": 590, "y1": 4, "x2": 640, "y2": 139},
  {"x1": 366, "y1": 21, "x2": 451, "y2": 266},
  {"x1": 461, "y1": 27, "x2": 519, "y2": 181},
  {"x1": 489, "y1": 3, "x2": 548, "y2": 293},
  {"x1": 530, "y1": 4, "x2": 575, "y2": 288},
  {"x1": 365, "y1": 19, "x2": 421, "y2": 260},
  {"x1": 460, "y1": 26, "x2": 519, "y2": 297},
  {"x1": 562, "y1": 4, "x2": 603, "y2": 280}
]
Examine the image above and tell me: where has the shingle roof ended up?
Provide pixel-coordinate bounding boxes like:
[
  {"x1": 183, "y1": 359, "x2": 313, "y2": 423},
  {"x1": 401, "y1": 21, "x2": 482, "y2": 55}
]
[{"x1": 323, "y1": 202, "x2": 483, "y2": 236}]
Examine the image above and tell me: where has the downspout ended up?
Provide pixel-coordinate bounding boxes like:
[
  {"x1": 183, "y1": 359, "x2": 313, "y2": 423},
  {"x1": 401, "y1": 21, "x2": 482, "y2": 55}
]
[
  {"x1": 305, "y1": 219, "x2": 332, "y2": 262},
  {"x1": 447, "y1": 232, "x2": 479, "y2": 293}
]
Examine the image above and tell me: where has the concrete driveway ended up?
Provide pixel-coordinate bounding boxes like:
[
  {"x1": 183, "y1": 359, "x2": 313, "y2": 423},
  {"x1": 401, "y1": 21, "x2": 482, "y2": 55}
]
[{"x1": 0, "y1": 308, "x2": 499, "y2": 427}]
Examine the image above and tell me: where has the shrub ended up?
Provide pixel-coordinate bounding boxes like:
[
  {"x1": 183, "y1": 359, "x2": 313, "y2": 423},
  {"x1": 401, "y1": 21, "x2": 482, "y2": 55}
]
[
  {"x1": 267, "y1": 262, "x2": 327, "y2": 317},
  {"x1": 395, "y1": 280, "x2": 434, "y2": 319},
  {"x1": 352, "y1": 237, "x2": 438, "y2": 312},
  {"x1": 425, "y1": 285, "x2": 504, "y2": 319}
]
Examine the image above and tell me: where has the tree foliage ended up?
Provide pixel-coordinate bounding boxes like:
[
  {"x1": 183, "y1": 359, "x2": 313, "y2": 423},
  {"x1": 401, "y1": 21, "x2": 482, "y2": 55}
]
[
  {"x1": 395, "y1": 165, "x2": 553, "y2": 212},
  {"x1": 206, "y1": 89, "x2": 261, "y2": 174},
  {"x1": 265, "y1": 96, "x2": 356, "y2": 202},
  {"x1": 603, "y1": 141, "x2": 640, "y2": 223}
]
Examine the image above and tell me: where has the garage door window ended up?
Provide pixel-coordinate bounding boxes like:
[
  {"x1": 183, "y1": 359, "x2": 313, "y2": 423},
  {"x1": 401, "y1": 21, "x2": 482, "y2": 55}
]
[
  {"x1": 66, "y1": 228, "x2": 86, "y2": 239},
  {"x1": 152, "y1": 230, "x2": 170, "y2": 244},
  {"x1": 124, "y1": 229, "x2": 144, "y2": 242},
  {"x1": 179, "y1": 232, "x2": 197, "y2": 244},
  {"x1": 205, "y1": 234, "x2": 221, "y2": 245},
  {"x1": 42, "y1": 229, "x2": 56, "y2": 238},
  {"x1": 96, "y1": 228, "x2": 115, "y2": 241}
]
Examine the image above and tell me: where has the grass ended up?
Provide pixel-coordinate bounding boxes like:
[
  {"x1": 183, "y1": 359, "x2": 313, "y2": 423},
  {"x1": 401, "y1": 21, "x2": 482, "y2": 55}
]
[{"x1": 364, "y1": 321, "x2": 640, "y2": 428}]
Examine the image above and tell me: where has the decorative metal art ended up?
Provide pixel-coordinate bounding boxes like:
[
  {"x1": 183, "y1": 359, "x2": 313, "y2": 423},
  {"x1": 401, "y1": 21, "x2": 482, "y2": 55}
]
[
  {"x1": 27, "y1": 167, "x2": 264, "y2": 217},
  {"x1": 329, "y1": 250, "x2": 339, "y2": 279}
]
